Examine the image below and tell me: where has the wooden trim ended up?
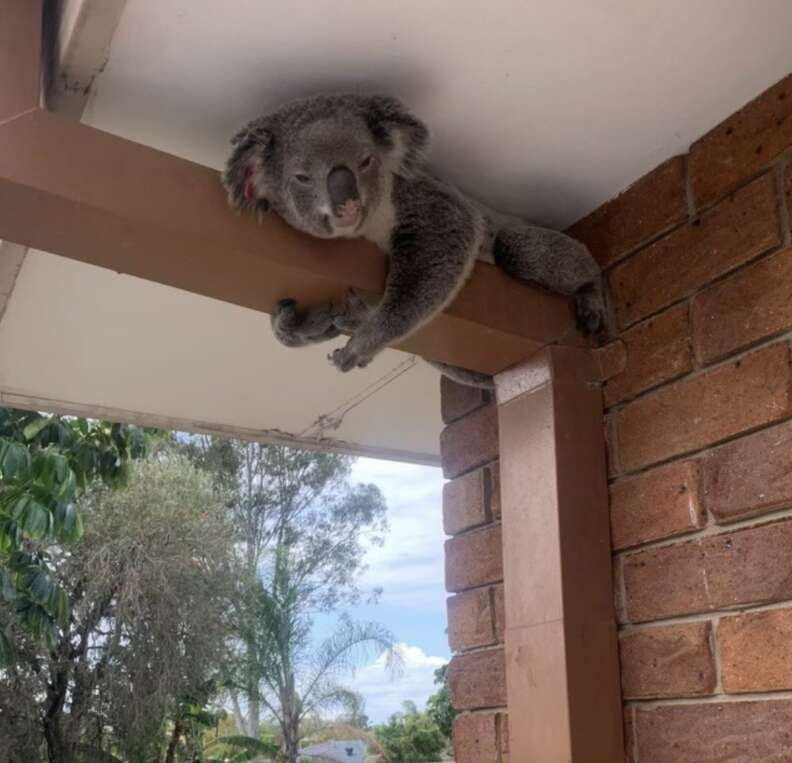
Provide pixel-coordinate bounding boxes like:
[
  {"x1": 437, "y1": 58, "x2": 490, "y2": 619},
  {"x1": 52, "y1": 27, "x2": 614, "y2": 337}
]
[
  {"x1": 496, "y1": 345, "x2": 624, "y2": 761},
  {"x1": 0, "y1": 389, "x2": 441, "y2": 467},
  {"x1": 0, "y1": 0, "x2": 577, "y2": 377},
  {"x1": 0, "y1": 0, "x2": 42, "y2": 122}
]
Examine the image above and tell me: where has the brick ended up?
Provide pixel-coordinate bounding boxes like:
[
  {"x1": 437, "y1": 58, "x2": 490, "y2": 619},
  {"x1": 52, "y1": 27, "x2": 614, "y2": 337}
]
[
  {"x1": 594, "y1": 339, "x2": 628, "y2": 383},
  {"x1": 441, "y1": 375, "x2": 491, "y2": 424},
  {"x1": 623, "y1": 519, "x2": 792, "y2": 622},
  {"x1": 720, "y1": 608, "x2": 792, "y2": 693},
  {"x1": 610, "y1": 460, "x2": 705, "y2": 550},
  {"x1": 610, "y1": 173, "x2": 781, "y2": 328},
  {"x1": 787, "y1": 161, "x2": 792, "y2": 223},
  {"x1": 443, "y1": 462, "x2": 499, "y2": 536},
  {"x1": 615, "y1": 343, "x2": 792, "y2": 472},
  {"x1": 613, "y1": 558, "x2": 627, "y2": 625},
  {"x1": 445, "y1": 525, "x2": 503, "y2": 593},
  {"x1": 488, "y1": 464, "x2": 501, "y2": 520},
  {"x1": 567, "y1": 156, "x2": 688, "y2": 268},
  {"x1": 443, "y1": 468, "x2": 487, "y2": 536},
  {"x1": 492, "y1": 583, "x2": 505, "y2": 642},
  {"x1": 605, "y1": 415, "x2": 621, "y2": 478},
  {"x1": 693, "y1": 247, "x2": 792, "y2": 364},
  {"x1": 448, "y1": 648, "x2": 507, "y2": 711},
  {"x1": 440, "y1": 403, "x2": 498, "y2": 479},
  {"x1": 604, "y1": 303, "x2": 692, "y2": 406},
  {"x1": 690, "y1": 74, "x2": 792, "y2": 207},
  {"x1": 635, "y1": 700, "x2": 792, "y2": 763},
  {"x1": 624, "y1": 708, "x2": 637, "y2": 763},
  {"x1": 453, "y1": 713, "x2": 498, "y2": 763},
  {"x1": 447, "y1": 587, "x2": 496, "y2": 651},
  {"x1": 499, "y1": 711, "x2": 509, "y2": 756},
  {"x1": 619, "y1": 622, "x2": 715, "y2": 699},
  {"x1": 701, "y1": 419, "x2": 792, "y2": 523}
]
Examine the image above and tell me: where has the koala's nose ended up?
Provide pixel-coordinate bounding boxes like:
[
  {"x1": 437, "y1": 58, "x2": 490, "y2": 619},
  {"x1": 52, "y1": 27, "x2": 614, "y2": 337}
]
[{"x1": 327, "y1": 165, "x2": 359, "y2": 209}]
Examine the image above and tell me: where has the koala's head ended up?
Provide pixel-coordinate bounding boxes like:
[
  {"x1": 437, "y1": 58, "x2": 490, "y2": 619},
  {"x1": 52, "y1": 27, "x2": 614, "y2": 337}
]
[{"x1": 223, "y1": 94, "x2": 429, "y2": 238}]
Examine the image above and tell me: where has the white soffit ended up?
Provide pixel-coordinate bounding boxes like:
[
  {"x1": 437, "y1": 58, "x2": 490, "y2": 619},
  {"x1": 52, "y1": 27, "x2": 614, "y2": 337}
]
[{"x1": 0, "y1": 251, "x2": 442, "y2": 464}]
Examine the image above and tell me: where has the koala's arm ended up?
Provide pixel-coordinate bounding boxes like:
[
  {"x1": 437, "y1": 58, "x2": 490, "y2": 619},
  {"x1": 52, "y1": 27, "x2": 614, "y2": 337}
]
[
  {"x1": 329, "y1": 189, "x2": 478, "y2": 372},
  {"x1": 492, "y1": 222, "x2": 606, "y2": 335}
]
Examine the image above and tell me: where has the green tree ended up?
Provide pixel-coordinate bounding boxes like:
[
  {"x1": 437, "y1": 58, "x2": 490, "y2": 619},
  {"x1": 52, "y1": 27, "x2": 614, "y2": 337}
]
[
  {"x1": 0, "y1": 452, "x2": 235, "y2": 763},
  {"x1": 0, "y1": 408, "x2": 146, "y2": 662},
  {"x1": 186, "y1": 439, "x2": 394, "y2": 763},
  {"x1": 375, "y1": 702, "x2": 447, "y2": 763},
  {"x1": 425, "y1": 665, "x2": 455, "y2": 740}
]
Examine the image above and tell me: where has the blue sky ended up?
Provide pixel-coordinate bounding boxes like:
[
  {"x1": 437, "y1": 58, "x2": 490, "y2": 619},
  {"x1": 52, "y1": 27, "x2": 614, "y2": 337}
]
[{"x1": 315, "y1": 457, "x2": 450, "y2": 724}]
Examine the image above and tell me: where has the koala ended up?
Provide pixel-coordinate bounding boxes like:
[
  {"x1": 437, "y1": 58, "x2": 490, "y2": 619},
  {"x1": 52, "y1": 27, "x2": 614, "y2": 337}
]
[{"x1": 223, "y1": 94, "x2": 605, "y2": 388}]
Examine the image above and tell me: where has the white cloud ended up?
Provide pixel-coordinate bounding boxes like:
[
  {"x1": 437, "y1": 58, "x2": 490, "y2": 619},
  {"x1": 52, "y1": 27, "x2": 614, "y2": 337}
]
[
  {"x1": 352, "y1": 459, "x2": 447, "y2": 611},
  {"x1": 347, "y1": 643, "x2": 448, "y2": 724}
]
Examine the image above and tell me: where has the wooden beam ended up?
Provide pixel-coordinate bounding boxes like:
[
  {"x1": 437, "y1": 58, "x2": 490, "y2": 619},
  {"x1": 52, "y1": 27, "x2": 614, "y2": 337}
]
[
  {"x1": 496, "y1": 345, "x2": 624, "y2": 762},
  {"x1": 0, "y1": 0, "x2": 42, "y2": 121},
  {"x1": 0, "y1": 0, "x2": 578, "y2": 375}
]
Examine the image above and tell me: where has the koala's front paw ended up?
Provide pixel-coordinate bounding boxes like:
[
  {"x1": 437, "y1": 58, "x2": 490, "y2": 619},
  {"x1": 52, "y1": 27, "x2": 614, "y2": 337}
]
[
  {"x1": 333, "y1": 289, "x2": 371, "y2": 333},
  {"x1": 271, "y1": 298, "x2": 306, "y2": 347},
  {"x1": 329, "y1": 346, "x2": 371, "y2": 373}
]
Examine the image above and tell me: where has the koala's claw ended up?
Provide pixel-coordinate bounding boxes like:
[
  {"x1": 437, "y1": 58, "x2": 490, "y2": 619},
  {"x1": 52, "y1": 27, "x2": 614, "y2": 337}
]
[
  {"x1": 574, "y1": 285, "x2": 606, "y2": 339},
  {"x1": 575, "y1": 305, "x2": 603, "y2": 337},
  {"x1": 276, "y1": 297, "x2": 297, "y2": 312},
  {"x1": 329, "y1": 346, "x2": 370, "y2": 373}
]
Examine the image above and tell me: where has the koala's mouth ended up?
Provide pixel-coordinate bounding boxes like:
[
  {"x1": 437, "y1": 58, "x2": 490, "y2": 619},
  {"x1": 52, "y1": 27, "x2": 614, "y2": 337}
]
[{"x1": 333, "y1": 199, "x2": 363, "y2": 228}]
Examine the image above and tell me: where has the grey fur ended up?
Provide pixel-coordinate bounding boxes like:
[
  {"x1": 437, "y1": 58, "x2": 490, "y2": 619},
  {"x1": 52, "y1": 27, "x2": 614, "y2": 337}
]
[{"x1": 223, "y1": 94, "x2": 605, "y2": 387}]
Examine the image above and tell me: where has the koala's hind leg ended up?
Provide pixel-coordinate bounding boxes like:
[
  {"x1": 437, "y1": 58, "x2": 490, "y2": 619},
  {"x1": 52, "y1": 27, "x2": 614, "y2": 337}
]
[
  {"x1": 492, "y1": 224, "x2": 606, "y2": 337},
  {"x1": 426, "y1": 360, "x2": 495, "y2": 390}
]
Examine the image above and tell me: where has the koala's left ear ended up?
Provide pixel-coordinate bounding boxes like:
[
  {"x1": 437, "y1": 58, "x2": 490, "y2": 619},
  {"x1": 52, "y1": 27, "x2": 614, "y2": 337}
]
[
  {"x1": 222, "y1": 119, "x2": 276, "y2": 217},
  {"x1": 362, "y1": 96, "x2": 429, "y2": 173}
]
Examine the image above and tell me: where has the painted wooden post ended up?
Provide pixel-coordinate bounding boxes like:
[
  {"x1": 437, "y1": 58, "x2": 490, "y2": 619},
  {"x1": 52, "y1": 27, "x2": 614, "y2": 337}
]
[{"x1": 496, "y1": 345, "x2": 624, "y2": 761}]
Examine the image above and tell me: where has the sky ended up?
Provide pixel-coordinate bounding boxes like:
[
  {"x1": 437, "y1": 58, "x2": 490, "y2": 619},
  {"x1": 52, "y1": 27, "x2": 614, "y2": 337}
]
[{"x1": 314, "y1": 457, "x2": 450, "y2": 725}]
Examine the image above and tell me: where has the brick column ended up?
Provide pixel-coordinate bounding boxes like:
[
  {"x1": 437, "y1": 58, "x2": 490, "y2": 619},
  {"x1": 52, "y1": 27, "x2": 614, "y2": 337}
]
[{"x1": 440, "y1": 378, "x2": 509, "y2": 763}]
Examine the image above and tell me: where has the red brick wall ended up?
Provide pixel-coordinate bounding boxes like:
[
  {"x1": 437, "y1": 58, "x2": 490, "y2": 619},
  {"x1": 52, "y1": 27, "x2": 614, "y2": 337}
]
[
  {"x1": 441, "y1": 76, "x2": 792, "y2": 763},
  {"x1": 440, "y1": 377, "x2": 509, "y2": 763},
  {"x1": 571, "y1": 73, "x2": 792, "y2": 763},
  {"x1": 440, "y1": 75, "x2": 792, "y2": 762}
]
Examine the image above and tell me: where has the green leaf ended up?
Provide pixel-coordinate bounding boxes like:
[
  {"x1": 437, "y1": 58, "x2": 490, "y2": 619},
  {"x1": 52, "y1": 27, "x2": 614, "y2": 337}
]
[
  {"x1": 0, "y1": 570, "x2": 18, "y2": 602},
  {"x1": 24, "y1": 566, "x2": 54, "y2": 606},
  {"x1": 18, "y1": 497, "x2": 51, "y2": 539},
  {"x1": 0, "y1": 624, "x2": 16, "y2": 667},
  {"x1": 54, "y1": 502, "x2": 82, "y2": 542},
  {"x1": 50, "y1": 585, "x2": 69, "y2": 626},
  {"x1": 0, "y1": 439, "x2": 30, "y2": 479},
  {"x1": 22, "y1": 416, "x2": 51, "y2": 441},
  {"x1": 55, "y1": 466, "x2": 77, "y2": 502}
]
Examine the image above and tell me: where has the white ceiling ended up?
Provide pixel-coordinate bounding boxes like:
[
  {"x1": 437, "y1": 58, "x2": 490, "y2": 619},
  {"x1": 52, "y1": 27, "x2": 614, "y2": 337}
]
[
  {"x1": 2, "y1": 0, "x2": 791, "y2": 463},
  {"x1": 83, "y1": 0, "x2": 792, "y2": 227}
]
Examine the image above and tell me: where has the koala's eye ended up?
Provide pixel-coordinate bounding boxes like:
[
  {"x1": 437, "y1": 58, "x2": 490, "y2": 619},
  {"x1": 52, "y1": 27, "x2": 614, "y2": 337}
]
[
  {"x1": 359, "y1": 156, "x2": 373, "y2": 171},
  {"x1": 294, "y1": 173, "x2": 313, "y2": 185}
]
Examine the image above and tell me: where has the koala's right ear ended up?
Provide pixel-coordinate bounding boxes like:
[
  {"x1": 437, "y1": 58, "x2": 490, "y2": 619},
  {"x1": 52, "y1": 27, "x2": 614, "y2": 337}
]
[
  {"x1": 222, "y1": 120, "x2": 276, "y2": 217},
  {"x1": 362, "y1": 96, "x2": 429, "y2": 173}
]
